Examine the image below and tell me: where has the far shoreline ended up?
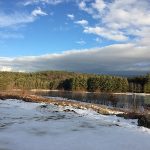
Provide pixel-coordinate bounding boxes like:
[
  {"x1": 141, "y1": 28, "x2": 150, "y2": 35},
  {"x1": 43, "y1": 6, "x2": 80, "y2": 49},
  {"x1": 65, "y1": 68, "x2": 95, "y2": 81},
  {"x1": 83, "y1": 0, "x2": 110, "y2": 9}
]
[{"x1": 13, "y1": 89, "x2": 150, "y2": 96}]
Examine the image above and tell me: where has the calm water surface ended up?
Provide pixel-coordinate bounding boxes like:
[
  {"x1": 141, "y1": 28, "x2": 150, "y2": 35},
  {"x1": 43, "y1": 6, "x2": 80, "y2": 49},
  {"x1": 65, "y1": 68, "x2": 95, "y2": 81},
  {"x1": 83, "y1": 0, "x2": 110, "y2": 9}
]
[{"x1": 36, "y1": 91, "x2": 150, "y2": 112}]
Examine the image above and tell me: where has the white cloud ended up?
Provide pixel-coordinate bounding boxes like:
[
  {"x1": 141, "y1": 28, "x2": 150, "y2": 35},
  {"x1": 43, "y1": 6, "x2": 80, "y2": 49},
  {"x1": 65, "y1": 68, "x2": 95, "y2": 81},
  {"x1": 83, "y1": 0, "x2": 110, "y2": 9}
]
[
  {"x1": 84, "y1": 26, "x2": 128, "y2": 41},
  {"x1": 23, "y1": 0, "x2": 64, "y2": 6},
  {"x1": 0, "y1": 12, "x2": 35, "y2": 28},
  {"x1": 95, "y1": 37, "x2": 101, "y2": 43},
  {"x1": 78, "y1": 1, "x2": 86, "y2": 9},
  {"x1": 75, "y1": 19, "x2": 88, "y2": 26},
  {"x1": 91, "y1": 0, "x2": 106, "y2": 12},
  {"x1": 0, "y1": 7, "x2": 47, "y2": 39},
  {"x1": 67, "y1": 14, "x2": 74, "y2": 20},
  {"x1": 0, "y1": 8, "x2": 47, "y2": 28},
  {"x1": 31, "y1": 7, "x2": 48, "y2": 16},
  {"x1": 0, "y1": 66, "x2": 12, "y2": 72},
  {"x1": 78, "y1": 0, "x2": 150, "y2": 42},
  {"x1": 0, "y1": 43, "x2": 150, "y2": 75},
  {"x1": 78, "y1": 1, "x2": 93, "y2": 14}
]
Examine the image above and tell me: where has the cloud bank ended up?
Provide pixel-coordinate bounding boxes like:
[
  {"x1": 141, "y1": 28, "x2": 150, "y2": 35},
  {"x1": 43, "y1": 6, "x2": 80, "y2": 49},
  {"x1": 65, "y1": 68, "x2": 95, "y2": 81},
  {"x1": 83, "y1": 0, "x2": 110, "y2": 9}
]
[{"x1": 1, "y1": 43, "x2": 150, "y2": 75}]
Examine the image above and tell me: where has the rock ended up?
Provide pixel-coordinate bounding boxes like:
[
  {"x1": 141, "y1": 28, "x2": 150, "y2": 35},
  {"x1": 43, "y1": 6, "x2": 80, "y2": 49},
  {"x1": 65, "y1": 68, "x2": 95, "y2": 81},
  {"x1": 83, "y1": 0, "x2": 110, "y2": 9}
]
[
  {"x1": 116, "y1": 112, "x2": 143, "y2": 119},
  {"x1": 53, "y1": 111, "x2": 59, "y2": 113},
  {"x1": 138, "y1": 115, "x2": 150, "y2": 128},
  {"x1": 40, "y1": 105, "x2": 48, "y2": 108},
  {"x1": 63, "y1": 109, "x2": 76, "y2": 113}
]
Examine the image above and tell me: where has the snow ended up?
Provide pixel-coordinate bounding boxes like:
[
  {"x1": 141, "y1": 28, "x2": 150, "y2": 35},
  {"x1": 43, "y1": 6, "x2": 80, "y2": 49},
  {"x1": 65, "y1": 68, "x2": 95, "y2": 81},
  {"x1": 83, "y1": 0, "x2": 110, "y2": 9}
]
[{"x1": 0, "y1": 99, "x2": 150, "y2": 150}]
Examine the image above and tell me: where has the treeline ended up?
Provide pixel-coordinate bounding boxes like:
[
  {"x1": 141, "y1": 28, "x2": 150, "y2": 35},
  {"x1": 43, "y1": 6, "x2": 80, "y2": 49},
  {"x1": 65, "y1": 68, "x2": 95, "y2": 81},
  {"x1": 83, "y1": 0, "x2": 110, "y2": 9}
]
[
  {"x1": 0, "y1": 71, "x2": 150, "y2": 93},
  {"x1": 0, "y1": 71, "x2": 82, "y2": 91},
  {"x1": 63, "y1": 76, "x2": 128, "y2": 92},
  {"x1": 128, "y1": 74, "x2": 150, "y2": 93}
]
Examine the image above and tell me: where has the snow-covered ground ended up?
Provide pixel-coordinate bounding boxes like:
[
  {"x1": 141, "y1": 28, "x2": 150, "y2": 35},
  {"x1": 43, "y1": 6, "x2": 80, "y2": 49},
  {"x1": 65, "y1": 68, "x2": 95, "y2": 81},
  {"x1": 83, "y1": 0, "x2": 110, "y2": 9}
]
[{"x1": 0, "y1": 99, "x2": 150, "y2": 150}]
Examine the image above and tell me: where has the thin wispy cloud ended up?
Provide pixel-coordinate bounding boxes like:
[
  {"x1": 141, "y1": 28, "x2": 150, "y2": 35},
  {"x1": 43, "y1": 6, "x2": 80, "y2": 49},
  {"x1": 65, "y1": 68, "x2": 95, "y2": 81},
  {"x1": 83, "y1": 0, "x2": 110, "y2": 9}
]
[
  {"x1": 0, "y1": 12, "x2": 34, "y2": 28},
  {"x1": 84, "y1": 26, "x2": 128, "y2": 41},
  {"x1": 0, "y1": 6, "x2": 47, "y2": 39},
  {"x1": 95, "y1": 37, "x2": 101, "y2": 43},
  {"x1": 75, "y1": 19, "x2": 88, "y2": 26},
  {"x1": 76, "y1": 40, "x2": 86, "y2": 45},
  {"x1": 0, "y1": 7, "x2": 47, "y2": 28},
  {"x1": 67, "y1": 14, "x2": 74, "y2": 20},
  {"x1": 31, "y1": 7, "x2": 48, "y2": 16},
  {"x1": 22, "y1": 0, "x2": 65, "y2": 6}
]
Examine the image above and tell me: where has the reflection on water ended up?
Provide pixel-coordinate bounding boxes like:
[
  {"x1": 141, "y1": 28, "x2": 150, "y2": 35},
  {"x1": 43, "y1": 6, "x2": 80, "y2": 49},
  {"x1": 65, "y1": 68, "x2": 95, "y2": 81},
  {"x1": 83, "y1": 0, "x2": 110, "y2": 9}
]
[{"x1": 36, "y1": 91, "x2": 150, "y2": 112}]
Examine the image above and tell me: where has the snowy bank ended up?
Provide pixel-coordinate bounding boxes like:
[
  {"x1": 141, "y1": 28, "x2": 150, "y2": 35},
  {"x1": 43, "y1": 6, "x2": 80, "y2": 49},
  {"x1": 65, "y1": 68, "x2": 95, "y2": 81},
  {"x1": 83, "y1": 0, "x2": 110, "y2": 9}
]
[{"x1": 0, "y1": 92, "x2": 150, "y2": 128}]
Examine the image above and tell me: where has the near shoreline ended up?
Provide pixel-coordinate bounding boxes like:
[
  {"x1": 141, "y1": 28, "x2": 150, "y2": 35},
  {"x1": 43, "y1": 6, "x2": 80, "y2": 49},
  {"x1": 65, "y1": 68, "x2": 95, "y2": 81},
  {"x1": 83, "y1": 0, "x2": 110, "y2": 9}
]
[
  {"x1": 0, "y1": 92, "x2": 124, "y2": 115},
  {"x1": 0, "y1": 91, "x2": 150, "y2": 128}
]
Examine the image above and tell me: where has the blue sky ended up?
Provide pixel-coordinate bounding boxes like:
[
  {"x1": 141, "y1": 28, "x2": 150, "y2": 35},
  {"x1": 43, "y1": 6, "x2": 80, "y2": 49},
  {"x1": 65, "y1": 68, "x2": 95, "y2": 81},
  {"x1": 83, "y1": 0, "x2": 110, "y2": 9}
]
[
  {"x1": 0, "y1": 0, "x2": 150, "y2": 75},
  {"x1": 0, "y1": 0, "x2": 107, "y2": 56}
]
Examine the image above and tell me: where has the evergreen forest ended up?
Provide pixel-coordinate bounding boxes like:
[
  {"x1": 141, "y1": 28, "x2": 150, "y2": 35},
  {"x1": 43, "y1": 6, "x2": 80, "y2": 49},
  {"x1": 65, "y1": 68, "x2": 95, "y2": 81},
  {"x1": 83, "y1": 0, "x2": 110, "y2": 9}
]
[{"x1": 0, "y1": 71, "x2": 150, "y2": 93}]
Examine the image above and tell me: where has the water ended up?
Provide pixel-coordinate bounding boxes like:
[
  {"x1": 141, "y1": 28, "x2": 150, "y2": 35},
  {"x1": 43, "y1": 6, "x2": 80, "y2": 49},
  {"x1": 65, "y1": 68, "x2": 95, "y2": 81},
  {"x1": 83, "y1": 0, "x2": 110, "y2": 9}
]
[
  {"x1": 0, "y1": 99, "x2": 150, "y2": 150},
  {"x1": 36, "y1": 91, "x2": 150, "y2": 112}
]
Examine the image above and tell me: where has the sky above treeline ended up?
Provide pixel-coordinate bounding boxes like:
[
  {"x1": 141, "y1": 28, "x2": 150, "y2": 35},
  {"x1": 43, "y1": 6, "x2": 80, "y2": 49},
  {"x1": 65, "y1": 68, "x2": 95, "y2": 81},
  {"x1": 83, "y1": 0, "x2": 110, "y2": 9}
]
[{"x1": 0, "y1": 0, "x2": 150, "y2": 75}]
